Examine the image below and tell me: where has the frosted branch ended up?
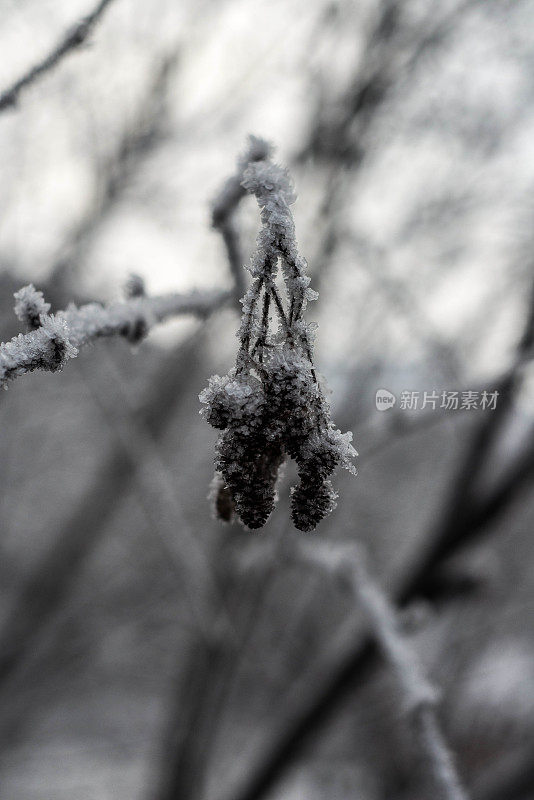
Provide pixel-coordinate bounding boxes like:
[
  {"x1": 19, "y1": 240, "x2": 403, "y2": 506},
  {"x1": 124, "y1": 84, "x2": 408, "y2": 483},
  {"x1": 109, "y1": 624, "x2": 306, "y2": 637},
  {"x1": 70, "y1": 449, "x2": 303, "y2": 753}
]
[
  {"x1": 1, "y1": 285, "x2": 230, "y2": 389},
  {"x1": 299, "y1": 541, "x2": 469, "y2": 800},
  {"x1": 0, "y1": 0, "x2": 118, "y2": 112},
  {"x1": 211, "y1": 136, "x2": 272, "y2": 304}
]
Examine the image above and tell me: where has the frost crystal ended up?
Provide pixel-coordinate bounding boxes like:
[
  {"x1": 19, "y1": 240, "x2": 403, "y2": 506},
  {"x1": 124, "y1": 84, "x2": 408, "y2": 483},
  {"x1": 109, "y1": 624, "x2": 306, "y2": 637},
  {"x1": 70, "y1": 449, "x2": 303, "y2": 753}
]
[{"x1": 201, "y1": 138, "x2": 357, "y2": 531}]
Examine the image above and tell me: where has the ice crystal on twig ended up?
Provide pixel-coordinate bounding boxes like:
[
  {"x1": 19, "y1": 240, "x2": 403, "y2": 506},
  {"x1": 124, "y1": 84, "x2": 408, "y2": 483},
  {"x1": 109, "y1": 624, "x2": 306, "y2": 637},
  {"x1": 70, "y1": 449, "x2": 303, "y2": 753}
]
[{"x1": 201, "y1": 137, "x2": 357, "y2": 531}]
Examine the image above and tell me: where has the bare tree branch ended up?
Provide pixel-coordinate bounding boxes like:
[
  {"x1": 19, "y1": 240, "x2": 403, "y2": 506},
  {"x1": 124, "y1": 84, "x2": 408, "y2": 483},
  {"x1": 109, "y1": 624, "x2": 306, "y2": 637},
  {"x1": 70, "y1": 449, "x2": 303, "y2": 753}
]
[
  {"x1": 0, "y1": 0, "x2": 118, "y2": 112},
  {"x1": 0, "y1": 284, "x2": 230, "y2": 389},
  {"x1": 299, "y1": 542, "x2": 468, "y2": 800}
]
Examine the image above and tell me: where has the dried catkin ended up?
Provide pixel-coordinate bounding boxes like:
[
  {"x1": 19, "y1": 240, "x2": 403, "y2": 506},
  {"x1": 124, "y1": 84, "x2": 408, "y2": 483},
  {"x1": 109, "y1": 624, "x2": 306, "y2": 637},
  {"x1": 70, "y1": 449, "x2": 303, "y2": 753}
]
[{"x1": 201, "y1": 137, "x2": 357, "y2": 531}]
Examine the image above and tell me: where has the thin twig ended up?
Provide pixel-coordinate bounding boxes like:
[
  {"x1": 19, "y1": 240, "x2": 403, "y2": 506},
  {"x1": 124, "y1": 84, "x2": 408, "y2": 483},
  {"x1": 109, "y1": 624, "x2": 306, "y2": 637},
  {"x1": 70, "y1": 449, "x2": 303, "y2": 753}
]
[
  {"x1": 212, "y1": 137, "x2": 271, "y2": 306},
  {"x1": 251, "y1": 289, "x2": 271, "y2": 361},
  {"x1": 0, "y1": 0, "x2": 118, "y2": 112},
  {"x1": 267, "y1": 281, "x2": 291, "y2": 333},
  {"x1": 239, "y1": 276, "x2": 263, "y2": 357},
  {"x1": 299, "y1": 542, "x2": 468, "y2": 800}
]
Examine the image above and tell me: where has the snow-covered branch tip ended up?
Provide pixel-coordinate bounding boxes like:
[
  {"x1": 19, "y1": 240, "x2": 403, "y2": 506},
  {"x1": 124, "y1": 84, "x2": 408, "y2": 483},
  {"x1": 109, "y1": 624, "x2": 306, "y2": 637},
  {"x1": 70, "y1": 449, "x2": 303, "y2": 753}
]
[
  {"x1": 0, "y1": 0, "x2": 118, "y2": 112},
  {"x1": 1, "y1": 282, "x2": 230, "y2": 389},
  {"x1": 200, "y1": 137, "x2": 357, "y2": 532}
]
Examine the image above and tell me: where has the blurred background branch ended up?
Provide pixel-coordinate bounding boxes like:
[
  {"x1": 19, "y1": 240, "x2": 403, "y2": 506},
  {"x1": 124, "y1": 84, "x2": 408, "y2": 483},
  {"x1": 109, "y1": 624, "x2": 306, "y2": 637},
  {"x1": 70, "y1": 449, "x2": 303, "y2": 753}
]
[{"x1": 0, "y1": 0, "x2": 118, "y2": 112}]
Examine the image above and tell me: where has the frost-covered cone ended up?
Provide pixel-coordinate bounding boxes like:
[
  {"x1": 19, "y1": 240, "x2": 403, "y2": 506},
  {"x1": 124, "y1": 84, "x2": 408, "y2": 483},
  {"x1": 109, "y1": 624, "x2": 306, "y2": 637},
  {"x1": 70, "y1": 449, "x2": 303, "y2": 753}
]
[
  {"x1": 291, "y1": 477, "x2": 338, "y2": 533},
  {"x1": 201, "y1": 368, "x2": 286, "y2": 528},
  {"x1": 212, "y1": 395, "x2": 285, "y2": 529},
  {"x1": 201, "y1": 137, "x2": 357, "y2": 531},
  {"x1": 224, "y1": 438, "x2": 285, "y2": 529},
  {"x1": 289, "y1": 415, "x2": 355, "y2": 532}
]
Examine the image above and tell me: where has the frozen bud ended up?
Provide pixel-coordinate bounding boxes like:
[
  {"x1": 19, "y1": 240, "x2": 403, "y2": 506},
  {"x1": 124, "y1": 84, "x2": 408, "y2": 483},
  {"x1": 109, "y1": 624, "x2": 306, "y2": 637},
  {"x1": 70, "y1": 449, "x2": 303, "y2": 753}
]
[
  {"x1": 242, "y1": 160, "x2": 296, "y2": 211},
  {"x1": 245, "y1": 134, "x2": 272, "y2": 163},
  {"x1": 125, "y1": 273, "x2": 146, "y2": 298},
  {"x1": 121, "y1": 316, "x2": 148, "y2": 345},
  {"x1": 14, "y1": 284, "x2": 51, "y2": 330},
  {"x1": 39, "y1": 315, "x2": 78, "y2": 371}
]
